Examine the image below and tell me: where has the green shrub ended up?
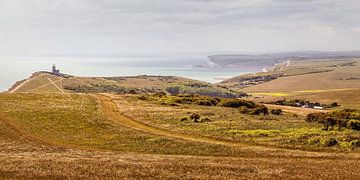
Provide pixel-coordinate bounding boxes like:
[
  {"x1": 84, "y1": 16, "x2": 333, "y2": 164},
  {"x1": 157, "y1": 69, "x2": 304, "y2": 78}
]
[
  {"x1": 200, "y1": 117, "x2": 212, "y2": 123},
  {"x1": 329, "y1": 102, "x2": 339, "y2": 108},
  {"x1": 138, "y1": 95, "x2": 148, "y2": 100},
  {"x1": 249, "y1": 105, "x2": 269, "y2": 115},
  {"x1": 217, "y1": 99, "x2": 256, "y2": 108},
  {"x1": 305, "y1": 109, "x2": 360, "y2": 131},
  {"x1": 306, "y1": 112, "x2": 327, "y2": 122},
  {"x1": 153, "y1": 92, "x2": 167, "y2": 97},
  {"x1": 196, "y1": 99, "x2": 215, "y2": 106},
  {"x1": 321, "y1": 138, "x2": 338, "y2": 147},
  {"x1": 339, "y1": 140, "x2": 360, "y2": 149},
  {"x1": 180, "y1": 116, "x2": 188, "y2": 122},
  {"x1": 239, "y1": 107, "x2": 250, "y2": 114},
  {"x1": 350, "y1": 140, "x2": 360, "y2": 148},
  {"x1": 166, "y1": 83, "x2": 242, "y2": 98},
  {"x1": 347, "y1": 120, "x2": 360, "y2": 130},
  {"x1": 307, "y1": 138, "x2": 320, "y2": 145},
  {"x1": 190, "y1": 113, "x2": 201, "y2": 123},
  {"x1": 270, "y1": 109, "x2": 282, "y2": 115},
  {"x1": 305, "y1": 113, "x2": 336, "y2": 131}
]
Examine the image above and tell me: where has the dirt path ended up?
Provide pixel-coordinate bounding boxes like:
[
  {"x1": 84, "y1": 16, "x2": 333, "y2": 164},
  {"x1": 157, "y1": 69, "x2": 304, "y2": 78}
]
[
  {"x1": 25, "y1": 78, "x2": 64, "y2": 93},
  {"x1": 96, "y1": 94, "x2": 360, "y2": 159},
  {"x1": 9, "y1": 75, "x2": 40, "y2": 93},
  {"x1": 96, "y1": 94, "x2": 251, "y2": 147},
  {"x1": 47, "y1": 78, "x2": 65, "y2": 94}
]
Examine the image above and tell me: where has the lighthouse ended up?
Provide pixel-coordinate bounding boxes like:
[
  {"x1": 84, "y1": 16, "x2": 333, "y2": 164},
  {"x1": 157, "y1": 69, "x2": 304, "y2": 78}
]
[{"x1": 52, "y1": 64, "x2": 61, "y2": 75}]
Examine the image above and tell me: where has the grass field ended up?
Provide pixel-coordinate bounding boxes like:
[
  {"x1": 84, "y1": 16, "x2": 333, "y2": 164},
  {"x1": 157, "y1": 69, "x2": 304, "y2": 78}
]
[
  {"x1": 241, "y1": 60, "x2": 360, "y2": 93},
  {"x1": 0, "y1": 93, "x2": 360, "y2": 178},
  {"x1": 9, "y1": 72, "x2": 205, "y2": 94},
  {"x1": 112, "y1": 94, "x2": 360, "y2": 152},
  {"x1": 2, "y1": 59, "x2": 360, "y2": 178},
  {"x1": 217, "y1": 59, "x2": 360, "y2": 109}
]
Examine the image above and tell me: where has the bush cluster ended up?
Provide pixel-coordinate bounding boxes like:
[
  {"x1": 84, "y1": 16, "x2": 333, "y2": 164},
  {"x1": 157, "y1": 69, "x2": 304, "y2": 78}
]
[
  {"x1": 270, "y1": 109, "x2": 283, "y2": 115},
  {"x1": 216, "y1": 99, "x2": 256, "y2": 108},
  {"x1": 64, "y1": 84, "x2": 140, "y2": 94},
  {"x1": 306, "y1": 109, "x2": 360, "y2": 131},
  {"x1": 166, "y1": 83, "x2": 246, "y2": 98},
  {"x1": 272, "y1": 99, "x2": 338, "y2": 108},
  {"x1": 180, "y1": 113, "x2": 212, "y2": 123},
  {"x1": 141, "y1": 94, "x2": 273, "y2": 116}
]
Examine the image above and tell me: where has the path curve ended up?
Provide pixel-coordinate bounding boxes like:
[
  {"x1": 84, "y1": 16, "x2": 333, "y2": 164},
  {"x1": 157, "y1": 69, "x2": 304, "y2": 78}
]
[
  {"x1": 96, "y1": 94, "x2": 250, "y2": 147},
  {"x1": 96, "y1": 94, "x2": 360, "y2": 159},
  {"x1": 9, "y1": 75, "x2": 42, "y2": 93}
]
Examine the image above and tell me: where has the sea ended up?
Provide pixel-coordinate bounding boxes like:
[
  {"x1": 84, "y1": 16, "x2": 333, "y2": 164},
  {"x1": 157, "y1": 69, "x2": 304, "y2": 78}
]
[{"x1": 0, "y1": 56, "x2": 259, "y2": 92}]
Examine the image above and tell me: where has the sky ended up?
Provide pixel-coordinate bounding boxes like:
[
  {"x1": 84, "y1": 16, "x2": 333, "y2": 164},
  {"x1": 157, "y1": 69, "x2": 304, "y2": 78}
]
[{"x1": 0, "y1": 0, "x2": 359, "y2": 56}]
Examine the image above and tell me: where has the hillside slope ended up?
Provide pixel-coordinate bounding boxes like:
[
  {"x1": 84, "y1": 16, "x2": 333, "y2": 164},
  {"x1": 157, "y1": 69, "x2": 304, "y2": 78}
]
[
  {"x1": 0, "y1": 93, "x2": 360, "y2": 178},
  {"x1": 219, "y1": 59, "x2": 360, "y2": 108},
  {"x1": 209, "y1": 51, "x2": 360, "y2": 68},
  {"x1": 220, "y1": 59, "x2": 360, "y2": 91},
  {"x1": 9, "y1": 72, "x2": 242, "y2": 98}
]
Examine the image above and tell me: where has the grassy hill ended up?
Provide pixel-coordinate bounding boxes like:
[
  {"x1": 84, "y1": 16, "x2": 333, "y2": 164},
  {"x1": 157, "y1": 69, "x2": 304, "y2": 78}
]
[
  {"x1": 9, "y1": 72, "x2": 242, "y2": 98},
  {"x1": 219, "y1": 59, "x2": 360, "y2": 107}
]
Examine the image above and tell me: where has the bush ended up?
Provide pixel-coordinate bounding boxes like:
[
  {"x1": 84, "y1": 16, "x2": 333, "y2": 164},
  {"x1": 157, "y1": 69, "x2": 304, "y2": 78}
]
[
  {"x1": 270, "y1": 109, "x2": 282, "y2": 115},
  {"x1": 350, "y1": 140, "x2": 360, "y2": 148},
  {"x1": 239, "y1": 107, "x2": 250, "y2": 114},
  {"x1": 347, "y1": 120, "x2": 360, "y2": 130},
  {"x1": 190, "y1": 113, "x2": 201, "y2": 123},
  {"x1": 321, "y1": 138, "x2": 338, "y2": 147},
  {"x1": 196, "y1": 99, "x2": 215, "y2": 106},
  {"x1": 307, "y1": 138, "x2": 320, "y2": 145},
  {"x1": 153, "y1": 92, "x2": 167, "y2": 97},
  {"x1": 128, "y1": 89, "x2": 137, "y2": 94},
  {"x1": 200, "y1": 117, "x2": 212, "y2": 123},
  {"x1": 340, "y1": 140, "x2": 360, "y2": 149},
  {"x1": 250, "y1": 105, "x2": 269, "y2": 115},
  {"x1": 305, "y1": 112, "x2": 327, "y2": 122},
  {"x1": 306, "y1": 110, "x2": 360, "y2": 131},
  {"x1": 217, "y1": 99, "x2": 256, "y2": 108},
  {"x1": 166, "y1": 83, "x2": 242, "y2": 98},
  {"x1": 180, "y1": 116, "x2": 188, "y2": 122},
  {"x1": 138, "y1": 95, "x2": 148, "y2": 100},
  {"x1": 329, "y1": 102, "x2": 339, "y2": 108}
]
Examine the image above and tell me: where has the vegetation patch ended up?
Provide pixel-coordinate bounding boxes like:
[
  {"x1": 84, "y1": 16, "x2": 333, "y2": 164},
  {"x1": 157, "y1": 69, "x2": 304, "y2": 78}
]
[
  {"x1": 270, "y1": 109, "x2": 283, "y2": 115},
  {"x1": 228, "y1": 129, "x2": 281, "y2": 137},
  {"x1": 306, "y1": 109, "x2": 360, "y2": 131},
  {"x1": 140, "y1": 94, "x2": 271, "y2": 116},
  {"x1": 271, "y1": 99, "x2": 339, "y2": 109},
  {"x1": 166, "y1": 82, "x2": 245, "y2": 98}
]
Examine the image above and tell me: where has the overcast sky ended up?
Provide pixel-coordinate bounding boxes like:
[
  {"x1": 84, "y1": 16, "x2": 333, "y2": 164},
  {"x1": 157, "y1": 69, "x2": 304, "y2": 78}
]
[{"x1": 0, "y1": 0, "x2": 359, "y2": 56}]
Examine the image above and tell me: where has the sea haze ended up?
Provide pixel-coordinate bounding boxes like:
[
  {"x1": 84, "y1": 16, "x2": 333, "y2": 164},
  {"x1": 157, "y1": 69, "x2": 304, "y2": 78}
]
[{"x1": 0, "y1": 56, "x2": 258, "y2": 92}]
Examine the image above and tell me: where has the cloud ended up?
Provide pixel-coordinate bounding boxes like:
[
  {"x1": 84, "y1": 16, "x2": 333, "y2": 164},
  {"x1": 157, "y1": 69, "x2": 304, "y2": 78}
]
[{"x1": 0, "y1": 0, "x2": 359, "y2": 56}]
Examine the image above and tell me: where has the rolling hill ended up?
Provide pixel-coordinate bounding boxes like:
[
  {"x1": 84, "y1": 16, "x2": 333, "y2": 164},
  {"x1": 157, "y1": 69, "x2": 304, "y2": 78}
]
[
  {"x1": 2, "y1": 59, "x2": 360, "y2": 178},
  {"x1": 8, "y1": 71, "x2": 243, "y2": 98},
  {"x1": 208, "y1": 51, "x2": 360, "y2": 68},
  {"x1": 218, "y1": 58, "x2": 360, "y2": 108}
]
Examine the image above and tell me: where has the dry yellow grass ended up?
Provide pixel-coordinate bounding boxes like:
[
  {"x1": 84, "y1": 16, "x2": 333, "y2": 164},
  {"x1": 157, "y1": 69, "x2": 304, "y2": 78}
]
[
  {"x1": 10, "y1": 73, "x2": 65, "y2": 93},
  {"x1": 0, "y1": 94, "x2": 360, "y2": 179},
  {"x1": 0, "y1": 93, "x2": 360, "y2": 179},
  {"x1": 10, "y1": 72, "x2": 202, "y2": 94},
  {"x1": 243, "y1": 60, "x2": 360, "y2": 93}
]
